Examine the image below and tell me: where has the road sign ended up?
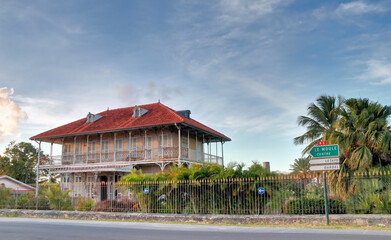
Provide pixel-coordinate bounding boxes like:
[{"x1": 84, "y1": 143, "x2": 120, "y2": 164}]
[
  {"x1": 309, "y1": 144, "x2": 339, "y2": 158},
  {"x1": 310, "y1": 164, "x2": 340, "y2": 171},
  {"x1": 144, "y1": 188, "x2": 149, "y2": 194},
  {"x1": 309, "y1": 158, "x2": 339, "y2": 165},
  {"x1": 258, "y1": 187, "x2": 265, "y2": 195},
  {"x1": 317, "y1": 141, "x2": 327, "y2": 146}
]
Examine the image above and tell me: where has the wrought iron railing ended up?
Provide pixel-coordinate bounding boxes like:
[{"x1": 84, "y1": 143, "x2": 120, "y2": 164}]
[{"x1": 2, "y1": 171, "x2": 391, "y2": 214}]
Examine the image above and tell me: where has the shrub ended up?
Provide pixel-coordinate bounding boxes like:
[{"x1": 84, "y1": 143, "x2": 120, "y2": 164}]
[
  {"x1": 94, "y1": 199, "x2": 139, "y2": 212},
  {"x1": 0, "y1": 187, "x2": 11, "y2": 208},
  {"x1": 45, "y1": 185, "x2": 73, "y2": 210},
  {"x1": 285, "y1": 198, "x2": 346, "y2": 214},
  {"x1": 15, "y1": 192, "x2": 50, "y2": 210},
  {"x1": 76, "y1": 197, "x2": 95, "y2": 211}
]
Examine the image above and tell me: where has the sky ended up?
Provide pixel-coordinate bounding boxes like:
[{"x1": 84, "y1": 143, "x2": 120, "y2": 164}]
[{"x1": 1, "y1": 0, "x2": 391, "y2": 172}]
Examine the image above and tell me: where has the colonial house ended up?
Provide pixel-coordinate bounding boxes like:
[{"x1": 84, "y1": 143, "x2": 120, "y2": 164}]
[
  {"x1": 30, "y1": 102, "x2": 230, "y2": 201},
  {"x1": 0, "y1": 175, "x2": 35, "y2": 195}
]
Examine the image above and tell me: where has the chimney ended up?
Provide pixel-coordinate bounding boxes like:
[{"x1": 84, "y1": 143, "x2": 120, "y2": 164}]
[{"x1": 176, "y1": 110, "x2": 191, "y2": 119}]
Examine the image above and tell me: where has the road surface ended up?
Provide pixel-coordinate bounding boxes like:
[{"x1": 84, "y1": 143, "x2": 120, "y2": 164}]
[{"x1": 0, "y1": 217, "x2": 390, "y2": 240}]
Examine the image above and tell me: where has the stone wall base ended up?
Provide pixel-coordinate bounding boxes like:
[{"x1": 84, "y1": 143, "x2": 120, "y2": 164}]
[{"x1": 1, "y1": 209, "x2": 390, "y2": 226}]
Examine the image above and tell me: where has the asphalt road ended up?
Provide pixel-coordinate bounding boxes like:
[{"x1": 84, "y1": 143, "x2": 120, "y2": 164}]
[{"x1": 1, "y1": 218, "x2": 391, "y2": 240}]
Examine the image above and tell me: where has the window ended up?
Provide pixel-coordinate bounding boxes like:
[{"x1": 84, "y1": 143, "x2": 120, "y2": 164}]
[
  {"x1": 74, "y1": 176, "x2": 82, "y2": 197},
  {"x1": 115, "y1": 138, "x2": 124, "y2": 161},
  {"x1": 63, "y1": 144, "x2": 72, "y2": 155},
  {"x1": 143, "y1": 136, "x2": 152, "y2": 159},
  {"x1": 182, "y1": 136, "x2": 188, "y2": 148},
  {"x1": 75, "y1": 143, "x2": 84, "y2": 163},
  {"x1": 158, "y1": 134, "x2": 169, "y2": 158},
  {"x1": 101, "y1": 140, "x2": 109, "y2": 162},
  {"x1": 63, "y1": 144, "x2": 72, "y2": 163},
  {"x1": 115, "y1": 139, "x2": 123, "y2": 151},
  {"x1": 62, "y1": 175, "x2": 70, "y2": 190},
  {"x1": 101, "y1": 140, "x2": 109, "y2": 153},
  {"x1": 86, "y1": 176, "x2": 94, "y2": 198},
  {"x1": 130, "y1": 137, "x2": 138, "y2": 159},
  {"x1": 88, "y1": 141, "x2": 96, "y2": 160}
]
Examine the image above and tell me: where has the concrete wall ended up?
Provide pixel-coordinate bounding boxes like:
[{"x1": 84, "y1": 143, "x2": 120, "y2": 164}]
[{"x1": 1, "y1": 210, "x2": 391, "y2": 226}]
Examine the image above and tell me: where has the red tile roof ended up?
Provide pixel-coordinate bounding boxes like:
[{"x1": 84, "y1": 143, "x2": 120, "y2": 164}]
[{"x1": 30, "y1": 102, "x2": 230, "y2": 141}]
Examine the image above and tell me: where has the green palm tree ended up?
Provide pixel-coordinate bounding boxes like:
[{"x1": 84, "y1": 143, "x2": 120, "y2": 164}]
[
  {"x1": 294, "y1": 95, "x2": 343, "y2": 154},
  {"x1": 333, "y1": 98, "x2": 391, "y2": 170},
  {"x1": 290, "y1": 157, "x2": 310, "y2": 177}
]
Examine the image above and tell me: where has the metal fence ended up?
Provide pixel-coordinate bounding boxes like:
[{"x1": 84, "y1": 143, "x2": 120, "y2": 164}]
[{"x1": 1, "y1": 171, "x2": 391, "y2": 214}]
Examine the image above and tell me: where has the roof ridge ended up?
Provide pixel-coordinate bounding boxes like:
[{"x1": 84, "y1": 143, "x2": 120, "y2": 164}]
[
  {"x1": 157, "y1": 102, "x2": 184, "y2": 122},
  {"x1": 96, "y1": 103, "x2": 159, "y2": 115}
]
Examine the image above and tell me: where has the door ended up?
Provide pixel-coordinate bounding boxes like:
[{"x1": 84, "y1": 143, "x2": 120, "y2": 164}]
[{"x1": 100, "y1": 176, "x2": 108, "y2": 201}]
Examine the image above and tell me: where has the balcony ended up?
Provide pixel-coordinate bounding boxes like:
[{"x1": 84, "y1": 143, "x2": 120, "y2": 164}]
[{"x1": 39, "y1": 147, "x2": 223, "y2": 167}]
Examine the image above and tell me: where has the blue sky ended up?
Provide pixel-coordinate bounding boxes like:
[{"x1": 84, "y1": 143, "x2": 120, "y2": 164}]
[{"x1": 1, "y1": 0, "x2": 391, "y2": 172}]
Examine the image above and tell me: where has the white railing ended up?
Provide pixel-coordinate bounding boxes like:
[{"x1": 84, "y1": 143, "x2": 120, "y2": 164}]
[{"x1": 40, "y1": 147, "x2": 222, "y2": 166}]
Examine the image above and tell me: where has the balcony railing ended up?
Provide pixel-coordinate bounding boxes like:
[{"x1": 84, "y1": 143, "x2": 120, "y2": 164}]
[{"x1": 39, "y1": 147, "x2": 222, "y2": 167}]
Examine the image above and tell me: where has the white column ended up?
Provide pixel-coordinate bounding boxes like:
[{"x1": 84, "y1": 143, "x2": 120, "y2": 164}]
[
  {"x1": 49, "y1": 141, "x2": 53, "y2": 182},
  {"x1": 50, "y1": 142, "x2": 53, "y2": 165},
  {"x1": 61, "y1": 138, "x2": 64, "y2": 164},
  {"x1": 160, "y1": 129, "x2": 164, "y2": 159},
  {"x1": 195, "y1": 133, "x2": 198, "y2": 162},
  {"x1": 128, "y1": 131, "x2": 132, "y2": 162},
  {"x1": 202, "y1": 134, "x2": 205, "y2": 162},
  {"x1": 144, "y1": 130, "x2": 147, "y2": 160},
  {"x1": 73, "y1": 136, "x2": 77, "y2": 164},
  {"x1": 86, "y1": 135, "x2": 89, "y2": 163},
  {"x1": 35, "y1": 141, "x2": 41, "y2": 197},
  {"x1": 221, "y1": 141, "x2": 224, "y2": 167},
  {"x1": 216, "y1": 141, "x2": 218, "y2": 163},
  {"x1": 187, "y1": 129, "x2": 190, "y2": 160},
  {"x1": 99, "y1": 134, "x2": 103, "y2": 163},
  {"x1": 114, "y1": 133, "x2": 117, "y2": 162},
  {"x1": 178, "y1": 127, "x2": 181, "y2": 165}
]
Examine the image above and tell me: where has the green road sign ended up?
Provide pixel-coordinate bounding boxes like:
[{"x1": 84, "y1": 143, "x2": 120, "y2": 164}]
[{"x1": 309, "y1": 144, "x2": 339, "y2": 158}]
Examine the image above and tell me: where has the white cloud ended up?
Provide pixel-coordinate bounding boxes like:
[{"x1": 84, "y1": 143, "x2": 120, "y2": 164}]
[
  {"x1": 0, "y1": 87, "x2": 27, "y2": 142},
  {"x1": 218, "y1": 0, "x2": 292, "y2": 24},
  {"x1": 335, "y1": 1, "x2": 387, "y2": 15},
  {"x1": 361, "y1": 59, "x2": 391, "y2": 84},
  {"x1": 113, "y1": 81, "x2": 183, "y2": 106}
]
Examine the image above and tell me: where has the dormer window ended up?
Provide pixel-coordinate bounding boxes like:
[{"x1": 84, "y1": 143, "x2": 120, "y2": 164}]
[
  {"x1": 86, "y1": 112, "x2": 102, "y2": 123},
  {"x1": 132, "y1": 106, "x2": 148, "y2": 118}
]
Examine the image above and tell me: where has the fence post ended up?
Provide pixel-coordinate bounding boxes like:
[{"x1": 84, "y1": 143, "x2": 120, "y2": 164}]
[{"x1": 323, "y1": 172, "x2": 329, "y2": 225}]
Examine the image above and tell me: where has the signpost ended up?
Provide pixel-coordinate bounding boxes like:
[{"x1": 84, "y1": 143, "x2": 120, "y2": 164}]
[
  {"x1": 309, "y1": 142, "x2": 341, "y2": 225},
  {"x1": 309, "y1": 144, "x2": 339, "y2": 158},
  {"x1": 309, "y1": 164, "x2": 340, "y2": 171}
]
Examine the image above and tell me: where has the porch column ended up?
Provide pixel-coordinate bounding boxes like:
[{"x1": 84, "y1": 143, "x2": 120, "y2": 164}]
[
  {"x1": 187, "y1": 129, "x2": 190, "y2": 160},
  {"x1": 86, "y1": 135, "x2": 89, "y2": 163},
  {"x1": 160, "y1": 129, "x2": 164, "y2": 159},
  {"x1": 144, "y1": 130, "x2": 147, "y2": 160},
  {"x1": 195, "y1": 133, "x2": 198, "y2": 162},
  {"x1": 114, "y1": 133, "x2": 117, "y2": 162},
  {"x1": 216, "y1": 141, "x2": 218, "y2": 164},
  {"x1": 221, "y1": 141, "x2": 224, "y2": 167},
  {"x1": 61, "y1": 138, "x2": 64, "y2": 164},
  {"x1": 209, "y1": 138, "x2": 212, "y2": 162},
  {"x1": 73, "y1": 136, "x2": 77, "y2": 164},
  {"x1": 128, "y1": 131, "x2": 132, "y2": 162},
  {"x1": 49, "y1": 141, "x2": 53, "y2": 182},
  {"x1": 99, "y1": 134, "x2": 103, "y2": 163},
  {"x1": 202, "y1": 134, "x2": 205, "y2": 162},
  {"x1": 35, "y1": 140, "x2": 41, "y2": 198},
  {"x1": 178, "y1": 127, "x2": 181, "y2": 165}
]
